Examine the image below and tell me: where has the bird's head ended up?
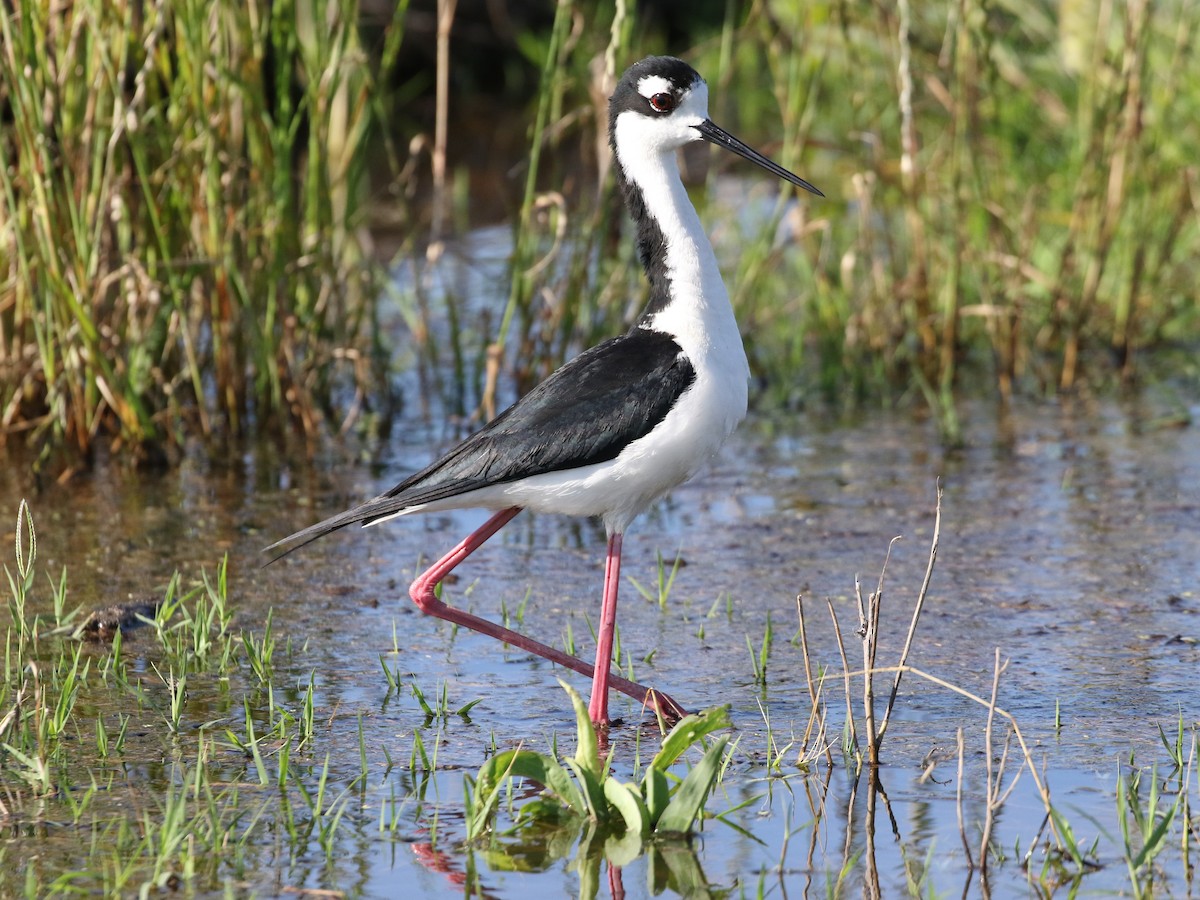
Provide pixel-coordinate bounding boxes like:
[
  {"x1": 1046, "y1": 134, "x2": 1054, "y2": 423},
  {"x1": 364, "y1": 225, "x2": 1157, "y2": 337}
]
[{"x1": 608, "y1": 56, "x2": 823, "y2": 197}]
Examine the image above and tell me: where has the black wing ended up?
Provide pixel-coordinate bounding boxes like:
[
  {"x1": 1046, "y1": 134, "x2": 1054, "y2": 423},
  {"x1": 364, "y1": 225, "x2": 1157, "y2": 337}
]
[{"x1": 263, "y1": 327, "x2": 695, "y2": 560}]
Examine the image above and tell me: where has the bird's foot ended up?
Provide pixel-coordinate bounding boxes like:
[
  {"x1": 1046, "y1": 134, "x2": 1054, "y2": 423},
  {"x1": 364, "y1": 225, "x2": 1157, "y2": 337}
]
[{"x1": 645, "y1": 688, "x2": 689, "y2": 725}]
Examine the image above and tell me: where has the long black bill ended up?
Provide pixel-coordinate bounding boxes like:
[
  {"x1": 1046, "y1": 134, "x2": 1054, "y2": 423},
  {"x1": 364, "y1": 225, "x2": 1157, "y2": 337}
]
[{"x1": 696, "y1": 119, "x2": 824, "y2": 197}]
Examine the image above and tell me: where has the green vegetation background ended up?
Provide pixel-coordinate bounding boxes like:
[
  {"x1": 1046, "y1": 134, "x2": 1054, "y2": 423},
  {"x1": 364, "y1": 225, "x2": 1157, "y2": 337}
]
[{"x1": 1, "y1": 0, "x2": 1196, "y2": 470}]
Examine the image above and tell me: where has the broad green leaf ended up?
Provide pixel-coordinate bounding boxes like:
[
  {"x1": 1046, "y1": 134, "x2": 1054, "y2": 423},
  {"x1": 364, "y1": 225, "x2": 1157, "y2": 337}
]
[
  {"x1": 655, "y1": 736, "x2": 729, "y2": 834},
  {"x1": 652, "y1": 706, "x2": 731, "y2": 771},
  {"x1": 656, "y1": 841, "x2": 712, "y2": 896},
  {"x1": 572, "y1": 821, "x2": 604, "y2": 900},
  {"x1": 643, "y1": 766, "x2": 670, "y2": 824},
  {"x1": 561, "y1": 680, "x2": 602, "y2": 776},
  {"x1": 472, "y1": 746, "x2": 584, "y2": 836},
  {"x1": 604, "y1": 825, "x2": 645, "y2": 868},
  {"x1": 604, "y1": 777, "x2": 651, "y2": 839},
  {"x1": 564, "y1": 757, "x2": 609, "y2": 823}
]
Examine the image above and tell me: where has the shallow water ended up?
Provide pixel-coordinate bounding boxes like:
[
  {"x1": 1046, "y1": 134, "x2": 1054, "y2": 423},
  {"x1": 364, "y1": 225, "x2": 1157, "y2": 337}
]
[{"x1": 1, "y1": 383, "x2": 1197, "y2": 896}]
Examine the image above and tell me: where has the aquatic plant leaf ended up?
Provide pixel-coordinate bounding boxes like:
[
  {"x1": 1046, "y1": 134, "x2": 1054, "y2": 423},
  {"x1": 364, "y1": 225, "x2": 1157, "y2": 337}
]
[
  {"x1": 471, "y1": 747, "x2": 584, "y2": 838},
  {"x1": 456, "y1": 698, "x2": 484, "y2": 717},
  {"x1": 1048, "y1": 805, "x2": 1086, "y2": 867},
  {"x1": 651, "y1": 706, "x2": 731, "y2": 771},
  {"x1": 1130, "y1": 792, "x2": 1178, "y2": 871},
  {"x1": 482, "y1": 849, "x2": 542, "y2": 873},
  {"x1": 604, "y1": 826, "x2": 645, "y2": 868},
  {"x1": 564, "y1": 758, "x2": 609, "y2": 823},
  {"x1": 603, "y1": 778, "x2": 651, "y2": 839},
  {"x1": 643, "y1": 766, "x2": 671, "y2": 824},
  {"x1": 571, "y1": 826, "x2": 603, "y2": 900},
  {"x1": 561, "y1": 680, "x2": 601, "y2": 776},
  {"x1": 654, "y1": 736, "x2": 729, "y2": 834},
  {"x1": 656, "y1": 842, "x2": 712, "y2": 897}
]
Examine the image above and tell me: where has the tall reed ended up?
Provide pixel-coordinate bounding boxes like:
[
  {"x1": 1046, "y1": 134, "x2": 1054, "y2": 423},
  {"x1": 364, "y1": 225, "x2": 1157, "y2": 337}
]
[
  {"x1": 6, "y1": 0, "x2": 1196, "y2": 464},
  {"x1": 0, "y1": 0, "x2": 396, "y2": 466},
  {"x1": 415, "y1": 0, "x2": 1199, "y2": 436},
  {"x1": 708, "y1": 0, "x2": 1199, "y2": 430}
]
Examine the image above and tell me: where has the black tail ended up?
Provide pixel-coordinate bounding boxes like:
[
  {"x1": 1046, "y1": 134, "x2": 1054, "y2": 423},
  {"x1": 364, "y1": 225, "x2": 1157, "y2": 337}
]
[{"x1": 260, "y1": 494, "x2": 423, "y2": 565}]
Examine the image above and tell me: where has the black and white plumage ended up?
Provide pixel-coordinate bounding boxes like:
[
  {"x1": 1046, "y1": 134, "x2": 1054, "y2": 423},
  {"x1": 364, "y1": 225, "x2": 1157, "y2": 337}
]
[{"x1": 266, "y1": 56, "x2": 822, "y2": 727}]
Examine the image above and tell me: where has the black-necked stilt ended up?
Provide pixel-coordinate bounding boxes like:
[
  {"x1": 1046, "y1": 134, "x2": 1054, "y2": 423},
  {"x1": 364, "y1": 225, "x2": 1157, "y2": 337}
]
[{"x1": 266, "y1": 56, "x2": 822, "y2": 727}]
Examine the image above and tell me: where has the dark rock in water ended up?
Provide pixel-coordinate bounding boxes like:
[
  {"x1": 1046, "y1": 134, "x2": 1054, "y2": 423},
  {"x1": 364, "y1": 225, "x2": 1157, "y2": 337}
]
[{"x1": 78, "y1": 600, "x2": 161, "y2": 642}]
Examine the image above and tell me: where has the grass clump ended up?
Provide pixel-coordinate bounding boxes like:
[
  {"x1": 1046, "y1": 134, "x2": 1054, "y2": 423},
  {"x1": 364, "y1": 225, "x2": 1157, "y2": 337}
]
[
  {"x1": 0, "y1": 0, "x2": 398, "y2": 467},
  {"x1": 466, "y1": 681, "x2": 731, "y2": 848}
]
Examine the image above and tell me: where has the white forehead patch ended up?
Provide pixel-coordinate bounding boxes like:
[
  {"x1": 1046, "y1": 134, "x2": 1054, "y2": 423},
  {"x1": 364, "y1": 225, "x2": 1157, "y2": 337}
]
[{"x1": 636, "y1": 75, "x2": 674, "y2": 99}]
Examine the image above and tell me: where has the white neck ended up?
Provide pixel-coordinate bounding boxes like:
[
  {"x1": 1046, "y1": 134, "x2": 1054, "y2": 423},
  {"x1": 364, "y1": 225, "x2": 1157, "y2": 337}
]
[{"x1": 613, "y1": 126, "x2": 748, "y2": 383}]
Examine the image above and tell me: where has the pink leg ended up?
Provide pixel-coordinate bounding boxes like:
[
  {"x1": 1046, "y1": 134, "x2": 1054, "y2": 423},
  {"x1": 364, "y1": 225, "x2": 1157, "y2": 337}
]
[
  {"x1": 588, "y1": 532, "x2": 622, "y2": 725},
  {"x1": 409, "y1": 509, "x2": 688, "y2": 724}
]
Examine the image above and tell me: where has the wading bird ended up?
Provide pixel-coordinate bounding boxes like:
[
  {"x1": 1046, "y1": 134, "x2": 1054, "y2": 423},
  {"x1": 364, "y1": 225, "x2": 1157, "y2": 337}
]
[{"x1": 266, "y1": 56, "x2": 821, "y2": 727}]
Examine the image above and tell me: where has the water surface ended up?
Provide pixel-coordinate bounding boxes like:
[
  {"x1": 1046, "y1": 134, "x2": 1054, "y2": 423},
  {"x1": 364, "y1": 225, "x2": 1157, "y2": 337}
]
[{"x1": 2, "y1": 386, "x2": 1196, "y2": 897}]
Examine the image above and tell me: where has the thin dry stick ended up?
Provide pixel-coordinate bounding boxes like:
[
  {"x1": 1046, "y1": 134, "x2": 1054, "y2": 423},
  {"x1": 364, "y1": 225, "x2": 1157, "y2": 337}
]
[
  {"x1": 837, "y1": 772, "x2": 862, "y2": 895},
  {"x1": 827, "y1": 598, "x2": 859, "y2": 764},
  {"x1": 847, "y1": 663, "x2": 1057, "y2": 835},
  {"x1": 429, "y1": 0, "x2": 458, "y2": 243},
  {"x1": 796, "y1": 595, "x2": 819, "y2": 714},
  {"x1": 878, "y1": 481, "x2": 943, "y2": 743},
  {"x1": 855, "y1": 575, "x2": 878, "y2": 764},
  {"x1": 795, "y1": 596, "x2": 834, "y2": 765},
  {"x1": 863, "y1": 771, "x2": 882, "y2": 900},
  {"x1": 803, "y1": 765, "x2": 835, "y2": 895},
  {"x1": 869, "y1": 537, "x2": 900, "y2": 677},
  {"x1": 979, "y1": 649, "x2": 1006, "y2": 876},
  {"x1": 863, "y1": 536, "x2": 901, "y2": 765},
  {"x1": 956, "y1": 727, "x2": 974, "y2": 869}
]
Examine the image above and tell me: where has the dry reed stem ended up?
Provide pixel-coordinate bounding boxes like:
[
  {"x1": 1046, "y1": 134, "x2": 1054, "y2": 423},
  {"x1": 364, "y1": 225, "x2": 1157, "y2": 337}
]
[
  {"x1": 802, "y1": 765, "x2": 835, "y2": 893},
  {"x1": 795, "y1": 595, "x2": 834, "y2": 766},
  {"x1": 827, "y1": 597, "x2": 859, "y2": 764},
  {"x1": 878, "y1": 481, "x2": 942, "y2": 743},
  {"x1": 854, "y1": 574, "x2": 877, "y2": 763},
  {"x1": 864, "y1": 771, "x2": 882, "y2": 900},
  {"x1": 860, "y1": 536, "x2": 900, "y2": 765},
  {"x1": 430, "y1": 0, "x2": 458, "y2": 243},
  {"x1": 845, "y1": 662, "x2": 1057, "y2": 837},
  {"x1": 980, "y1": 649, "x2": 1022, "y2": 879},
  {"x1": 956, "y1": 727, "x2": 974, "y2": 869}
]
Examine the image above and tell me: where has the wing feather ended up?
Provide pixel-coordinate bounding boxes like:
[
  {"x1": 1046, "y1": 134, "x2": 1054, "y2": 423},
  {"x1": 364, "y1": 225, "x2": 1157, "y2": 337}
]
[{"x1": 263, "y1": 328, "x2": 694, "y2": 561}]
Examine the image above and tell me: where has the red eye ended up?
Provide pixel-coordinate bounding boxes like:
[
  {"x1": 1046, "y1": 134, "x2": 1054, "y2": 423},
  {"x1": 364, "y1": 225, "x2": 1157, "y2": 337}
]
[{"x1": 649, "y1": 92, "x2": 675, "y2": 113}]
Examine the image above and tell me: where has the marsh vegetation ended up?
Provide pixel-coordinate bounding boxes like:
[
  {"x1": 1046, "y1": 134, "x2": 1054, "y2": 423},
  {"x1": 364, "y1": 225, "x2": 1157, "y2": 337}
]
[
  {"x1": 1, "y1": 0, "x2": 1197, "y2": 896},
  {"x1": 2, "y1": 0, "x2": 1196, "y2": 466}
]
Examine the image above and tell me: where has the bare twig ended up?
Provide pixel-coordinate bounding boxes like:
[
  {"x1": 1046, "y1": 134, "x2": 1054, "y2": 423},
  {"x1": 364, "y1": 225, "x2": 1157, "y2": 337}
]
[
  {"x1": 795, "y1": 596, "x2": 833, "y2": 765},
  {"x1": 827, "y1": 598, "x2": 859, "y2": 765},
  {"x1": 429, "y1": 0, "x2": 458, "y2": 242},
  {"x1": 862, "y1": 536, "x2": 900, "y2": 765},
  {"x1": 956, "y1": 727, "x2": 974, "y2": 869},
  {"x1": 979, "y1": 649, "x2": 1008, "y2": 876},
  {"x1": 878, "y1": 481, "x2": 942, "y2": 742},
  {"x1": 856, "y1": 575, "x2": 878, "y2": 764},
  {"x1": 846, "y1": 662, "x2": 1056, "y2": 833}
]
